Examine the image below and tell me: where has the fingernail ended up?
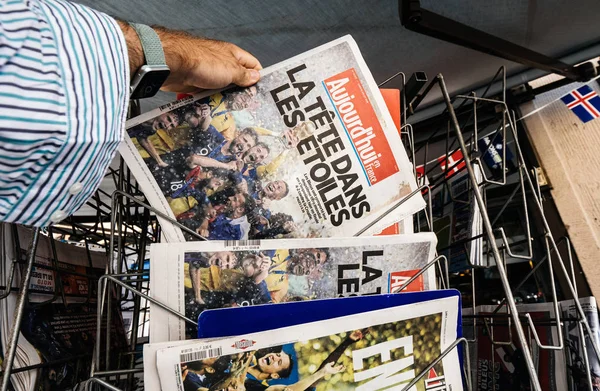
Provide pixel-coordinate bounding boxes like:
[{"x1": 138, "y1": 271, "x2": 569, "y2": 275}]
[{"x1": 249, "y1": 69, "x2": 260, "y2": 81}]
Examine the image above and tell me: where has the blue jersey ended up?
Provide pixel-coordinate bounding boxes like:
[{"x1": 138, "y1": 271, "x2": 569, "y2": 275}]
[
  {"x1": 183, "y1": 371, "x2": 208, "y2": 391},
  {"x1": 208, "y1": 214, "x2": 242, "y2": 240},
  {"x1": 190, "y1": 125, "x2": 225, "y2": 157}
]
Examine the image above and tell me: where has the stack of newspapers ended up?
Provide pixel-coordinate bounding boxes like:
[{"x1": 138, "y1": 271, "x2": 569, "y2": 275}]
[{"x1": 122, "y1": 36, "x2": 466, "y2": 390}]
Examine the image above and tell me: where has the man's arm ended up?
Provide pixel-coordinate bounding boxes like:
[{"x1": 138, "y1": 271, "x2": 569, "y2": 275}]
[
  {"x1": 0, "y1": 0, "x2": 261, "y2": 227},
  {"x1": 316, "y1": 335, "x2": 356, "y2": 372},
  {"x1": 312, "y1": 329, "x2": 365, "y2": 390},
  {"x1": 188, "y1": 263, "x2": 206, "y2": 305},
  {"x1": 117, "y1": 21, "x2": 261, "y2": 92},
  {"x1": 138, "y1": 138, "x2": 169, "y2": 167},
  {"x1": 187, "y1": 155, "x2": 239, "y2": 171}
]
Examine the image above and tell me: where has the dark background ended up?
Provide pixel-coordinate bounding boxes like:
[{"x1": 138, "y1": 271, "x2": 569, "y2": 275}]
[{"x1": 74, "y1": 0, "x2": 600, "y2": 116}]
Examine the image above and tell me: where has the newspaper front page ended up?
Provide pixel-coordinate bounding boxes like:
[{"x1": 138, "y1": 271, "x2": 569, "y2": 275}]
[
  {"x1": 149, "y1": 234, "x2": 437, "y2": 343},
  {"x1": 153, "y1": 295, "x2": 462, "y2": 391},
  {"x1": 464, "y1": 303, "x2": 567, "y2": 391},
  {"x1": 120, "y1": 36, "x2": 424, "y2": 243},
  {"x1": 561, "y1": 297, "x2": 600, "y2": 391}
]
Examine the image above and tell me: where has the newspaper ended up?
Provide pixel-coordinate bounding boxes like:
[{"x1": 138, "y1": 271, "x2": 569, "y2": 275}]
[
  {"x1": 152, "y1": 295, "x2": 462, "y2": 391},
  {"x1": 149, "y1": 233, "x2": 437, "y2": 343},
  {"x1": 561, "y1": 296, "x2": 600, "y2": 391},
  {"x1": 463, "y1": 303, "x2": 567, "y2": 391},
  {"x1": 431, "y1": 163, "x2": 483, "y2": 272},
  {"x1": 120, "y1": 35, "x2": 424, "y2": 243}
]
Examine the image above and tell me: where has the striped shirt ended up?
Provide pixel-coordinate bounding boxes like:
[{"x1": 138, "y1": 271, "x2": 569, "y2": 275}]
[{"x1": 0, "y1": 0, "x2": 129, "y2": 226}]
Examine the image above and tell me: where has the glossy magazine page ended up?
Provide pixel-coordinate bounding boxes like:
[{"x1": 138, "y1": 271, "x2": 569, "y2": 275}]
[
  {"x1": 148, "y1": 233, "x2": 437, "y2": 343},
  {"x1": 154, "y1": 294, "x2": 462, "y2": 391},
  {"x1": 120, "y1": 35, "x2": 424, "y2": 243}
]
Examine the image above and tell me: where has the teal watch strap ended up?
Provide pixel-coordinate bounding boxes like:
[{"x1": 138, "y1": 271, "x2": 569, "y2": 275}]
[{"x1": 129, "y1": 23, "x2": 167, "y2": 66}]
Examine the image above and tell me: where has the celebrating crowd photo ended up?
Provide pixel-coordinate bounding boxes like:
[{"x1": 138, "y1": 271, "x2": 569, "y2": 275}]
[
  {"x1": 183, "y1": 247, "x2": 329, "y2": 318},
  {"x1": 127, "y1": 87, "x2": 317, "y2": 241}
]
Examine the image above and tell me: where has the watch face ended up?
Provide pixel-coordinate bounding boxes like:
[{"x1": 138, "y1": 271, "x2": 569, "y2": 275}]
[{"x1": 130, "y1": 67, "x2": 170, "y2": 99}]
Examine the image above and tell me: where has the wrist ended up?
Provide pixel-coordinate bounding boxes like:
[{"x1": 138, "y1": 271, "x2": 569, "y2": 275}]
[
  {"x1": 116, "y1": 20, "x2": 144, "y2": 78},
  {"x1": 152, "y1": 26, "x2": 185, "y2": 75},
  {"x1": 117, "y1": 22, "x2": 183, "y2": 80}
]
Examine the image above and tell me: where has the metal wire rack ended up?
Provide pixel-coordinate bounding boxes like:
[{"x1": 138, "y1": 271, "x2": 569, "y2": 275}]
[{"x1": 0, "y1": 66, "x2": 597, "y2": 391}]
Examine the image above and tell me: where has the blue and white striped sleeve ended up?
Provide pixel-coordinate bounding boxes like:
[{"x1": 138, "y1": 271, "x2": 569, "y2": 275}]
[{"x1": 0, "y1": 0, "x2": 129, "y2": 226}]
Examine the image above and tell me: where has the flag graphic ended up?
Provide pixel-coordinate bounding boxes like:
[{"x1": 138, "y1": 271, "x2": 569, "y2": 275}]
[
  {"x1": 438, "y1": 149, "x2": 466, "y2": 178},
  {"x1": 561, "y1": 85, "x2": 600, "y2": 123}
]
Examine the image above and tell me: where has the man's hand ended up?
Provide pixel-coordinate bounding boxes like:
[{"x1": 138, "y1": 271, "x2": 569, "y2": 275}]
[
  {"x1": 321, "y1": 362, "x2": 345, "y2": 375},
  {"x1": 225, "y1": 159, "x2": 244, "y2": 171},
  {"x1": 118, "y1": 21, "x2": 261, "y2": 93},
  {"x1": 282, "y1": 129, "x2": 300, "y2": 149},
  {"x1": 198, "y1": 103, "x2": 211, "y2": 119},
  {"x1": 181, "y1": 365, "x2": 189, "y2": 381},
  {"x1": 252, "y1": 258, "x2": 270, "y2": 283},
  {"x1": 349, "y1": 330, "x2": 364, "y2": 341}
]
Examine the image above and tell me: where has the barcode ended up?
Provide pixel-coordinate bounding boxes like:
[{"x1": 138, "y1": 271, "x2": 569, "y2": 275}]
[
  {"x1": 225, "y1": 240, "x2": 260, "y2": 248},
  {"x1": 158, "y1": 102, "x2": 173, "y2": 111},
  {"x1": 180, "y1": 347, "x2": 222, "y2": 363},
  {"x1": 158, "y1": 96, "x2": 194, "y2": 112}
]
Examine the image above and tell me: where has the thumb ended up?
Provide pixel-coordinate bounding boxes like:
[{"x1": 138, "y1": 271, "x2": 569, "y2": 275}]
[{"x1": 233, "y1": 66, "x2": 260, "y2": 87}]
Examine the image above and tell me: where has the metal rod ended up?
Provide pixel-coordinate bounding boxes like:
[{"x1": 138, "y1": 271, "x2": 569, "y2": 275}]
[
  {"x1": 102, "y1": 275, "x2": 197, "y2": 326},
  {"x1": 127, "y1": 208, "x2": 150, "y2": 390},
  {"x1": 509, "y1": 111, "x2": 600, "y2": 364},
  {"x1": 438, "y1": 74, "x2": 542, "y2": 390},
  {"x1": 94, "y1": 369, "x2": 144, "y2": 377},
  {"x1": 400, "y1": 1, "x2": 586, "y2": 81},
  {"x1": 85, "y1": 377, "x2": 123, "y2": 391},
  {"x1": 523, "y1": 235, "x2": 563, "y2": 350},
  {"x1": 396, "y1": 255, "x2": 448, "y2": 292},
  {"x1": 1, "y1": 228, "x2": 40, "y2": 391},
  {"x1": 354, "y1": 185, "x2": 430, "y2": 236},
  {"x1": 400, "y1": 337, "x2": 472, "y2": 391}
]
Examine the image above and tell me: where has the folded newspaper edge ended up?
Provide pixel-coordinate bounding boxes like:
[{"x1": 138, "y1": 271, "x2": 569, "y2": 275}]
[
  {"x1": 148, "y1": 233, "x2": 438, "y2": 343},
  {"x1": 150, "y1": 294, "x2": 462, "y2": 391}
]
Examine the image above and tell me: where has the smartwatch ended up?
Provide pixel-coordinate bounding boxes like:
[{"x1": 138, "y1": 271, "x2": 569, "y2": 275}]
[{"x1": 129, "y1": 23, "x2": 170, "y2": 99}]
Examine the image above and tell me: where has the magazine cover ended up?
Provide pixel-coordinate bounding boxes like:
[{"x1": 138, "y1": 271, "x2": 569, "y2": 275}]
[
  {"x1": 120, "y1": 35, "x2": 424, "y2": 243},
  {"x1": 154, "y1": 294, "x2": 462, "y2": 391},
  {"x1": 196, "y1": 291, "x2": 461, "y2": 339},
  {"x1": 464, "y1": 303, "x2": 567, "y2": 391},
  {"x1": 149, "y1": 233, "x2": 437, "y2": 343},
  {"x1": 561, "y1": 297, "x2": 600, "y2": 391}
]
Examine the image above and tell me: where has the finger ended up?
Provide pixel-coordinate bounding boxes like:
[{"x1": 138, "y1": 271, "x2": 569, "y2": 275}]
[
  {"x1": 232, "y1": 64, "x2": 260, "y2": 87},
  {"x1": 233, "y1": 46, "x2": 262, "y2": 70}
]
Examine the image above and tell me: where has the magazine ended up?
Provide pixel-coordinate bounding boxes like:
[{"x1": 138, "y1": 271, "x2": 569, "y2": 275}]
[
  {"x1": 0, "y1": 225, "x2": 127, "y2": 391},
  {"x1": 148, "y1": 233, "x2": 437, "y2": 343},
  {"x1": 120, "y1": 35, "x2": 424, "y2": 243},
  {"x1": 153, "y1": 294, "x2": 462, "y2": 391},
  {"x1": 477, "y1": 132, "x2": 516, "y2": 179},
  {"x1": 463, "y1": 303, "x2": 567, "y2": 391},
  {"x1": 561, "y1": 297, "x2": 600, "y2": 391}
]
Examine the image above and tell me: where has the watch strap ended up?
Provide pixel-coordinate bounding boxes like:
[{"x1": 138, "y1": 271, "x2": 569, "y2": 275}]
[{"x1": 129, "y1": 23, "x2": 167, "y2": 66}]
